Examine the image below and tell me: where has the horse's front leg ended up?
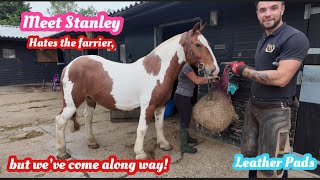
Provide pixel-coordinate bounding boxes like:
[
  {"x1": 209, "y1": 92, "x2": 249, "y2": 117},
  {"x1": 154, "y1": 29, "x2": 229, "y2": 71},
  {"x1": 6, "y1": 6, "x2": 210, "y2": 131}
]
[
  {"x1": 155, "y1": 107, "x2": 172, "y2": 151},
  {"x1": 134, "y1": 105, "x2": 152, "y2": 160}
]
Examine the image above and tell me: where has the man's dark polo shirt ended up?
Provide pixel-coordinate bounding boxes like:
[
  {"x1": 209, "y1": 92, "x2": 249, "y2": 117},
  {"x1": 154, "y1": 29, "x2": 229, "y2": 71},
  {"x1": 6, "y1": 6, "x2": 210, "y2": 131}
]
[{"x1": 251, "y1": 23, "x2": 310, "y2": 100}]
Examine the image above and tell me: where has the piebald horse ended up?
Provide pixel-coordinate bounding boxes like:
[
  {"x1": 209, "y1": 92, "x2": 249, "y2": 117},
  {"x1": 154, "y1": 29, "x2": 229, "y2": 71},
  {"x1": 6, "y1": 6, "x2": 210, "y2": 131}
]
[{"x1": 55, "y1": 22, "x2": 220, "y2": 160}]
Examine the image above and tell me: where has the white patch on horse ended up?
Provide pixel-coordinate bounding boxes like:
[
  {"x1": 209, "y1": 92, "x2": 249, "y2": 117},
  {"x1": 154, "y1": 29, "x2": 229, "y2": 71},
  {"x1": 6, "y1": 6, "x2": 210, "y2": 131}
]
[
  {"x1": 198, "y1": 35, "x2": 220, "y2": 75},
  {"x1": 86, "y1": 55, "x2": 148, "y2": 110},
  {"x1": 61, "y1": 59, "x2": 77, "y2": 117}
]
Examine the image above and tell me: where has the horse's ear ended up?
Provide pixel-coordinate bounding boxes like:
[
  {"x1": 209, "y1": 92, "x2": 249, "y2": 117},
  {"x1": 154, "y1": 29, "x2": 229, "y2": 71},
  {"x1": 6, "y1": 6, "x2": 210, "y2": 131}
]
[
  {"x1": 199, "y1": 22, "x2": 206, "y2": 33},
  {"x1": 192, "y1": 22, "x2": 201, "y2": 34}
]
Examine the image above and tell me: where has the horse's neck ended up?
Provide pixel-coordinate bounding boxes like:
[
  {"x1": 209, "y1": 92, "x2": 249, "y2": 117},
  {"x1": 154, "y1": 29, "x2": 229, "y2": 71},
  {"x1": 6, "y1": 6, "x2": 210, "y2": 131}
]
[
  {"x1": 135, "y1": 33, "x2": 185, "y2": 63},
  {"x1": 146, "y1": 34, "x2": 186, "y2": 83},
  {"x1": 154, "y1": 34, "x2": 185, "y2": 63}
]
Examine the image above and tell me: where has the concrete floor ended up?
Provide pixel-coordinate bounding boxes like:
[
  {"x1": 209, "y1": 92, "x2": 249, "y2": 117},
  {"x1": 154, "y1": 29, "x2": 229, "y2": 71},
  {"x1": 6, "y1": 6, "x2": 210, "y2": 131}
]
[{"x1": 0, "y1": 84, "x2": 319, "y2": 178}]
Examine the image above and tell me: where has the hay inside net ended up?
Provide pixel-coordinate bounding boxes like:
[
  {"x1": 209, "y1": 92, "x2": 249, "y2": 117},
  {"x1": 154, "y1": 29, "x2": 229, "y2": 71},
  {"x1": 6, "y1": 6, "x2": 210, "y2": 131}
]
[{"x1": 192, "y1": 67, "x2": 239, "y2": 133}]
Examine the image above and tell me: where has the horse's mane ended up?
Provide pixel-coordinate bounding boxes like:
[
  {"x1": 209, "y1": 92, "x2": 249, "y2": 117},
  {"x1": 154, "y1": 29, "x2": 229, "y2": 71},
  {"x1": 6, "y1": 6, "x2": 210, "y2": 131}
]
[
  {"x1": 152, "y1": 32, "x2": 184, "y2": 52},
  {"x1": 133, "y1": 32, "x2": 184, "y2": 64}
]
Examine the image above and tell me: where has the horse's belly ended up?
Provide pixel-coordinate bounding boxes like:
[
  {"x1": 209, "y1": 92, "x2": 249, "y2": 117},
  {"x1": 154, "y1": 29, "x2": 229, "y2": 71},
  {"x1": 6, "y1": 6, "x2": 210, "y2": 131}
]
[
  {"x1": 112, "y1": 89, "x2": 141, "y2": 111},
  {"x1": 105, "y1": 64, "x2": 157, "y2": 111},
  {"x1": 114, "y1": 98, "x2": 140, "y2": 111}
]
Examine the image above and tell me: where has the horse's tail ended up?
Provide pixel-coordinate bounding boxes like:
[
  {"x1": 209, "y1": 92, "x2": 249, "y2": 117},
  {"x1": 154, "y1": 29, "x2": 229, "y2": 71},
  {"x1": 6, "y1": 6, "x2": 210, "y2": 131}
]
[{"x1": 70, "y1": 112, "x2": 80, "y2": 132}]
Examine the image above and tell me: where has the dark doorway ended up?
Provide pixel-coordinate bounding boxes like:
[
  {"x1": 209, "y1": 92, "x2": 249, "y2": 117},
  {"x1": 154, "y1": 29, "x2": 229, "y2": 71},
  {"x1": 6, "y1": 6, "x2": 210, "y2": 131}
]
[
  {"x1": 87, "y1": 49, "x2": 99, "y2": 55},
  {"x1": 57, "y1": 49, "x2": 65, "y2": 73},
  {"x1": 57, "y1": 49, "x2": 64, "y2": 64}
]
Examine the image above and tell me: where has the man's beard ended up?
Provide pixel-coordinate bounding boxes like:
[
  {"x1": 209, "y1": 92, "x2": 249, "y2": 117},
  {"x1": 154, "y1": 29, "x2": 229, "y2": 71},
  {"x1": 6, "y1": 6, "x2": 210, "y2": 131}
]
[{"x1": 260, "y1": 17, "x2": 281, "y2": 30}]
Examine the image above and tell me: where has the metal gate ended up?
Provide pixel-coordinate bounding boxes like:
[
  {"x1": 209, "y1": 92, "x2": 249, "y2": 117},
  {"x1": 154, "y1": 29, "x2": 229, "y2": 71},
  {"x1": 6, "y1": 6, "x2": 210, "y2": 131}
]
[{"x1": 293, "y1": 3, "x2": 320, "y2": 175}]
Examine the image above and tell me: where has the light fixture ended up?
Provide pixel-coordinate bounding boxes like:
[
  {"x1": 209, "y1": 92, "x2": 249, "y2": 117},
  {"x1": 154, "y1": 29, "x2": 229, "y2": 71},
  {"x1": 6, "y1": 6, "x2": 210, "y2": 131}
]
[{"x1": 210, "y1": 10, "x2": 219, "y2": 26}]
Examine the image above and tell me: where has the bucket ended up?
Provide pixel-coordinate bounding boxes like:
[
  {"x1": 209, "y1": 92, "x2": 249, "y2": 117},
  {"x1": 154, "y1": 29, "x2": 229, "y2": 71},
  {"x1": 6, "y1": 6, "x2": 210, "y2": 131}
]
[{"x1": 164, "y1": 99, "x2": 175, "y2": 119}]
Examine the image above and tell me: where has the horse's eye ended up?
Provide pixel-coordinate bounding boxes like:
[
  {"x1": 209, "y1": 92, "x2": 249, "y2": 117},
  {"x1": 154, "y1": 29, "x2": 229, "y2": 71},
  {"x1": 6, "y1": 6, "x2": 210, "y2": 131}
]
[{"x1": 195, "y1": 43, "x2": 201, "y2": 48}]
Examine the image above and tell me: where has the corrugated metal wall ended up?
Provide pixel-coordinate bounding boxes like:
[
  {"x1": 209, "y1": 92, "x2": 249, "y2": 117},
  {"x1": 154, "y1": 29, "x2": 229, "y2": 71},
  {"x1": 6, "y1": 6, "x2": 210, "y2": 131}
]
[
  {"x1": 0, "y1": 39, "x2": 59, "y2": 86},
  {"x1": 106, "y1": 35, "x2": 125, "y2": 62},
  {"x1": 64, "y1": 49, "x2": 82, "y2": 65},
  {"x1": 124, "y1": 28, "x2": 154, "y2": 63}
]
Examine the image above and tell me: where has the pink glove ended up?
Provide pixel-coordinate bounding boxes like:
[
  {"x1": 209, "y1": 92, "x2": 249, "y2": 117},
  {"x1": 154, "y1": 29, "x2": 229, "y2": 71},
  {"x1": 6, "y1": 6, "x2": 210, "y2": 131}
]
[{"x1": 228, "y1": 61, "x2": 247, "y2": 76}]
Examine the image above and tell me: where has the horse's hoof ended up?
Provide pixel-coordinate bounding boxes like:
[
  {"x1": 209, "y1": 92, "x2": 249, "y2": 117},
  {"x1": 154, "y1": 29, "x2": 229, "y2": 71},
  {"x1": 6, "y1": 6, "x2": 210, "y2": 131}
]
[
  {"x1": 56, "y1": 153, "x2": 71, "y2": 160},
  {"x1": 136, "y1": 153, "x2": 148, "y2": 160},
  {"x1": 160, "y1": 144, "x2": 173, "y2": 151},
  {"x1": 88, "y1": 143, "x2": 100, "y2": 149}
]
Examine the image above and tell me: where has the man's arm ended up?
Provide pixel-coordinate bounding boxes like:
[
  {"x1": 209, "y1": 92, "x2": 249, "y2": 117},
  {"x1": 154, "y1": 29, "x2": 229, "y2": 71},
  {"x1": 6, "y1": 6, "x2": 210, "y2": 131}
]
[
  {"x1": 242, "y1": 60, "x2": 302, "y2": 87},
  {"x1": 229, "y1": 31, "x2": 309, "y2": 87}
]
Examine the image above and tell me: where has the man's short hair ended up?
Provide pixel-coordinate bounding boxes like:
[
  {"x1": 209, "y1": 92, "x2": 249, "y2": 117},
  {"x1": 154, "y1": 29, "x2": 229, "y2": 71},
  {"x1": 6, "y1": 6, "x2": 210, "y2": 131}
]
[{"x1": 255, "y1": 1, "x2": 285, "y2": 9}]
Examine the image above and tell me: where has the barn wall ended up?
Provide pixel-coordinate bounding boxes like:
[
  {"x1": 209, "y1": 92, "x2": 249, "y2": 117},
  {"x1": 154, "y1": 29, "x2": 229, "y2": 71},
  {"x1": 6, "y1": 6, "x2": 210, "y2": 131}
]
[
  {"x1": 124, "y1": 28, "x2": 155, "y2": 63},
  {"x1": 0, "y1": 39, "x2": 59, "y2": 86},
  {"x1": 106, "y1": 35, "x2": 125, "y2": 62},
  {"x1": 64, "y1": 49, "x2": 82, "y2": 65}
]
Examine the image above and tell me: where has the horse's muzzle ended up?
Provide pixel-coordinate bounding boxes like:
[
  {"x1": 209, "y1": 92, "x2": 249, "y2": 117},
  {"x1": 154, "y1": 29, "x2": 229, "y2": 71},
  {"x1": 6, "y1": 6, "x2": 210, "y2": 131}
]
[
  {"x1": 209, "y1": 69, "x2": 220, "y2": 79},
  {"x1": 213, "y1": 76, "x2": 220, "y2": 81}
]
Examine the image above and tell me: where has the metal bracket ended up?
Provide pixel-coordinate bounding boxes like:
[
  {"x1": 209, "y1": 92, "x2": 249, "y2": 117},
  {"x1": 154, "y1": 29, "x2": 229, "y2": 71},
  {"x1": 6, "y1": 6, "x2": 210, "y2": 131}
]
[
  {"x1": 304, "y1": 4, "x2": 320, "y2": 19},
  {"x1": 307, "y1": 48, "x2": 320, "y2": 55},
  {"x1": 299, "y1": 65, "x2": 320, "y2": 104},
  {"x1": 296, "y1": 71, "x2": 303, "y2": 85}
]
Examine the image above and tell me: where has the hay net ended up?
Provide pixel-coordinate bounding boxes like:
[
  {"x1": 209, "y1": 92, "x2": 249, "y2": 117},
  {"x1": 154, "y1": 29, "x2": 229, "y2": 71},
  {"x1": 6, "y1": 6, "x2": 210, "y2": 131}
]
[{"x1": 192, "y1": 66, "x2": 239, "y2": 133}]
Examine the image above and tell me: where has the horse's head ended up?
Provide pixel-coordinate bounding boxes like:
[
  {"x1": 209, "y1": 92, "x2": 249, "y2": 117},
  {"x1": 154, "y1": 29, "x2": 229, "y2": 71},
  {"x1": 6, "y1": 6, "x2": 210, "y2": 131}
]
[{"x1": 183, "y1": 22, "x2": 220, "y2": 79}]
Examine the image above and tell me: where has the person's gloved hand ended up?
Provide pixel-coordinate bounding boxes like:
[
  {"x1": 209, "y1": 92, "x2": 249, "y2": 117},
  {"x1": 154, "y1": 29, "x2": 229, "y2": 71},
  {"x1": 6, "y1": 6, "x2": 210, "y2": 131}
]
[{"x1": 228, "y1": 61, "x2": 247, "y2": 76}]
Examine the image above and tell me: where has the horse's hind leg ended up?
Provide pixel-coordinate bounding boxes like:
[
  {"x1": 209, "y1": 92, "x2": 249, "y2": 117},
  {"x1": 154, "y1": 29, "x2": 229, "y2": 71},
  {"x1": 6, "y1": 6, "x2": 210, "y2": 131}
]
[
  {"x1": 55, "y1": 106, "x2": 77, "y2": 159},
  {"x1": 56, "y1": 75, "x2": 85, "y2": 159},
  {"x1": 155, "y1": 107, "x2": 172, "y2": 151},
  {"x1": 84, "y1": 96, "x2": 99, "y2": 149}
]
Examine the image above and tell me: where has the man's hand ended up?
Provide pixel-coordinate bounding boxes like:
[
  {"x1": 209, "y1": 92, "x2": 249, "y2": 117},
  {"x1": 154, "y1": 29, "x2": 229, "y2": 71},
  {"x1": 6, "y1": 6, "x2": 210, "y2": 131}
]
[{"x1": 228, "y1": 61, "x2": 247, "y2": 76}]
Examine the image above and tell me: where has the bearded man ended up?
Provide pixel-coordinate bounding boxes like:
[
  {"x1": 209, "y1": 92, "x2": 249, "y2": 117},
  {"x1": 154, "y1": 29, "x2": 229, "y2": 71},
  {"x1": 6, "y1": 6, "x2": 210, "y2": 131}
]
[{"x1": 227, "y1": 1, "x2": 310, "y2": 178}]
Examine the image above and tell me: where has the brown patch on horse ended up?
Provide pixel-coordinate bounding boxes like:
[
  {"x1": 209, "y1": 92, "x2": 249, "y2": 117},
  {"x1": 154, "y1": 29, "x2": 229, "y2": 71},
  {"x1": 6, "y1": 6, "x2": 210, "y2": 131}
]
[
  {"x1": 145, "y1": 53, "x2": 183, "y2": 124},
  {"x1": 179, "y1": 32, "x2": 187, "y2": 48},
  {"x1": 68, "y1": 57, "x2": 117, "y2": 110},
  {"x1": 179, "y1": 31, "x2": 200, "y2": 66},
  {"x1": 68, "y1": 58, "x2": 88, "y2": 108},
  {"x1": 70, "y1": 112, "x2": 80, "y2": 132},
  {"x1": 143, "y1": 53, "x2": 161, "y2": 76}
]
